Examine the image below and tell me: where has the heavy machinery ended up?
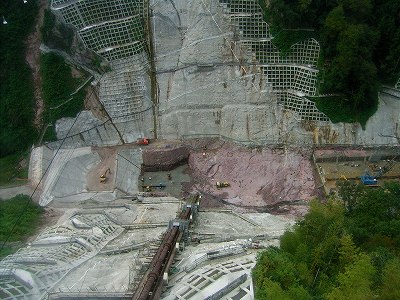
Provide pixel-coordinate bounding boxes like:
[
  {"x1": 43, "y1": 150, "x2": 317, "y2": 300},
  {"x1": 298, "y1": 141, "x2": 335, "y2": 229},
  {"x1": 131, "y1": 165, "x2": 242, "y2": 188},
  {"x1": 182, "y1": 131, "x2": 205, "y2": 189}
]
[
  {"x1": 216, "y1": 181, "x2": 230, "y2": 188},
  {"x1": 360, "y1": 156, "x2": 397, "y2": 185},
  {"x1": 142, "y1": 183, "x2": 166, "y2": 192},
  {"x1": 137, "y1": 137, "x2": 149, "y2": 145},
  {"x1": 100, "y1": 168, "x2": 111, "y2": 183},
  {"x1": 360, "y1": 172, "x2": 378, "y2": 186}
]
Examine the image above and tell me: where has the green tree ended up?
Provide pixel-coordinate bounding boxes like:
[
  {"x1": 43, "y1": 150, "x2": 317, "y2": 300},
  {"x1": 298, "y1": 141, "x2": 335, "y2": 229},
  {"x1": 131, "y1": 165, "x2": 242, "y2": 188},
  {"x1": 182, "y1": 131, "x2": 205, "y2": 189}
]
[
  {"x1": 338, "y1": 233, "x2": 359, "y2": 270},
  {"x1": 379, "y1": 258, "x2": 400, "y2": 300},
  {"x1": 325, "y1": 254, "x2": 375, "y2": 300},
  {"x1": 0, "y1": 0, "x2": 39, "y2": 157},
  {"x1": 344, "y1": 183, "x2": 400, "y2": 250},
  {"x1": 254, "y1": 183, "x2": 400, "y2": 299},
  {"x1": 336, "y1": 179, "x2": 363, "y2": 213},
  {"x1": 321, "y1": 5, "x2": 347, "y2": 58}
]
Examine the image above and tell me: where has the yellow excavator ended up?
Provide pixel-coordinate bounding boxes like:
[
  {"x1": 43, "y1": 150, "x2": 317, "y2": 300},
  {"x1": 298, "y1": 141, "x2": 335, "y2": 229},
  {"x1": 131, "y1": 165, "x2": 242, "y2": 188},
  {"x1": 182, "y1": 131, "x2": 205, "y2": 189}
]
[
  {"x1": 100, "y1": 168, "x2": 111, "y2": 183},
  {"x1": 216, "y1": 181, "x2": 230, "y2": 188}
]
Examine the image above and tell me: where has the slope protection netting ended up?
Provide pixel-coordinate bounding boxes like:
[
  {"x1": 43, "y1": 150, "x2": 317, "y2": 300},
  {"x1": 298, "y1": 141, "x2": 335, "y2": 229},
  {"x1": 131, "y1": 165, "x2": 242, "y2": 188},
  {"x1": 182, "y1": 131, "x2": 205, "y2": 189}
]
[
  {"x1": 51, "y1": 0, "x2": 151, "y2": 125},
  {"x1": 52, "y1": 0, "x2": 328, "y2": 123},
  {"x1": 51, "y1": 0, "x2": 145, "y2": 30},
  {"x1": 99, "y1": 60, "x2": 149, "y2": 123},
  {"x1": 52, "y1": 0, "x2": 147, "y2": 61},
  {"x1": 219, "y1": 0, "x2": 327, "y2": 121}
]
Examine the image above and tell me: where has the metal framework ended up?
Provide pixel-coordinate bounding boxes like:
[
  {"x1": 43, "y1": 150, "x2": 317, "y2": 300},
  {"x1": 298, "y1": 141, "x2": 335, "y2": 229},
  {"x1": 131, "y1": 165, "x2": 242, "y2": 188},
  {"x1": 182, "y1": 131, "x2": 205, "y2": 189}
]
[{"x1": 220, "y1": 0, "x2": 328, "y2": 122}]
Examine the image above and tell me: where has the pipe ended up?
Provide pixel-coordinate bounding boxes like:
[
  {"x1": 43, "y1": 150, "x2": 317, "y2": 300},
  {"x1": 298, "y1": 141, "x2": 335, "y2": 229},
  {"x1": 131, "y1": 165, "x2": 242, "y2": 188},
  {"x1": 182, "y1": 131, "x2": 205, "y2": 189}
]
[{"x1": 133, "y1": 207, "x2": 192, "y2": 300}]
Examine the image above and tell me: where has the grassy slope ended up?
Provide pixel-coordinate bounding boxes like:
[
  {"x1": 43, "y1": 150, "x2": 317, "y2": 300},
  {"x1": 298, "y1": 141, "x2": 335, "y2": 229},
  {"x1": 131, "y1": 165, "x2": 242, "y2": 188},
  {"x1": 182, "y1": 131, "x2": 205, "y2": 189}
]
[
  {"x1": 0, "y1": 195, "x2": 44, "y2": 258},
  {"x1": 40, "y1": 53, "x2": 86, "y2": 140},
  {"x1": 0, "y1": 152, "x2": 30, "y2": 186}
]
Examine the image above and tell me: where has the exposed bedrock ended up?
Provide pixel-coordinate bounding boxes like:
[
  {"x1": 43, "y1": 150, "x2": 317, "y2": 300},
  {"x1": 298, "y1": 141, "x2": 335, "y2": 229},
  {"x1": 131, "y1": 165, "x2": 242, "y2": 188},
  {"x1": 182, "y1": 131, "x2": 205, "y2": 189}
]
[{"x1": 142, "y1": 141, "x2": 190, "y2": 171}]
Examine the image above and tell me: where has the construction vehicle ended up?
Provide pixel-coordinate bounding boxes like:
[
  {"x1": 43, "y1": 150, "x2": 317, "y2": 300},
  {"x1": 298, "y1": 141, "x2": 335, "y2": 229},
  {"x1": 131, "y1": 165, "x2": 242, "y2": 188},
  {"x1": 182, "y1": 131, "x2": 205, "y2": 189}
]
[
  {"x1": 360, "y1": 156, "x2": 397, "y2": 185},
  {"x1": 137, "y1": 137, "x2": 149, "y2": 145},
  {"x1": 100, "y1": 168, "x2": 111, "y2": 183},
  {"x1": 360, "y1": 172, "x2": 378, "y2": 186},
  {"x1": 216, "y1": 181, "x2": 230, "y2": 188},
  {"x1": 142, "y1": 183, "x2": 166, "y2": 192}
]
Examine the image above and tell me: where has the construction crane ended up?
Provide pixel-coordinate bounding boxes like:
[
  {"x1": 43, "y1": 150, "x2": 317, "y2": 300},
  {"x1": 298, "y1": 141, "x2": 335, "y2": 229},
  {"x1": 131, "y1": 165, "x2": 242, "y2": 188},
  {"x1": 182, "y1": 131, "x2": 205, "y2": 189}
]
[{"x1": 360, "y1": 156, "x2": 398, "y2": 185}]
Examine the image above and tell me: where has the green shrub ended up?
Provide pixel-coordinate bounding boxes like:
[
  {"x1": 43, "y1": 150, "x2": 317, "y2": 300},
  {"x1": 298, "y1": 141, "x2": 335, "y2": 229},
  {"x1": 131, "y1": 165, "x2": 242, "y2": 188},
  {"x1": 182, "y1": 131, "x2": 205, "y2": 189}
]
[
  {"x1": 0, "y1": 195, "x2": 44, "y2": 244},
  {"x1": 310, "y1": 95, "x2": 378, "y2": 129},
  {"x1": 0, "y1": 151, "x2": 29, "y2": 186}
]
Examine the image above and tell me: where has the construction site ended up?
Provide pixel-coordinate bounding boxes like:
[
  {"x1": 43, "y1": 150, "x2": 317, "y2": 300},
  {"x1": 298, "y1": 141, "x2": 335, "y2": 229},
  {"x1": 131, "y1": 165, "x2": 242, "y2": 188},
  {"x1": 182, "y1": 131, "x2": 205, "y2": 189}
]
[{"x1": 1, "y1": 0, "x2": 400, "y2": 299}]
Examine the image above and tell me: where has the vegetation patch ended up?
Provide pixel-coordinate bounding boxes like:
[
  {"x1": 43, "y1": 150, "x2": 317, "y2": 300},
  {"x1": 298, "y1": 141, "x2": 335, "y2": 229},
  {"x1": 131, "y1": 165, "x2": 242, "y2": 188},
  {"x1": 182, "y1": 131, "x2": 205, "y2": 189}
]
[
  {"x1": 0, "y1": 0, "x2": 39, "y2": 158},
  {"x1": 309, "y1": 95, "x2": 378, "y2": 128},
  {"x1": 0, "y1": 195, "x2": 44, "y2": 258},
  {"x1": 253, "y1": 181, "x2": 400, "y2": 299},
  {"x1": 41, "y1": 9, "x2": 74, "y2": 52},
  {"x1": 40, "y1": 53, "x2": 86, "y2": 141},
  {"x1": 260, "y1": 0, "x2": 400, "y2": 126},
  {"x1": 0, "y1": 152, "x2": 29, "y2": 186},
  {"x1": 272, "y1": 29, "x2": 317, "y2": 56}
]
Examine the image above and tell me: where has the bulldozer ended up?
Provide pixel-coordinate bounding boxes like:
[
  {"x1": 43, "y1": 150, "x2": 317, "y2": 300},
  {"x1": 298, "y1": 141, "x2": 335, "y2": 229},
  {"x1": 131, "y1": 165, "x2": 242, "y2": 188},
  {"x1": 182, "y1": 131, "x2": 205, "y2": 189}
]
[{"x1": 216, "y1": 181, "x2": 230, "y2": 188}]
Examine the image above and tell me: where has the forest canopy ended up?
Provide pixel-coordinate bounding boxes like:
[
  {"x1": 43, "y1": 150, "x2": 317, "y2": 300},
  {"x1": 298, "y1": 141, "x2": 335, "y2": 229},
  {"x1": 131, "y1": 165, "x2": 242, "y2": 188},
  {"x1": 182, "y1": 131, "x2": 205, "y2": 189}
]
[
  {"x1": 252, "y1": 181, "x2": 400, "y2": 299},
  {"x1": 262, "y1": 0, "x2": 400, "y2": 126},
  {"x1": 0, "y1": 0, "x2": 38, "y2": 157}
]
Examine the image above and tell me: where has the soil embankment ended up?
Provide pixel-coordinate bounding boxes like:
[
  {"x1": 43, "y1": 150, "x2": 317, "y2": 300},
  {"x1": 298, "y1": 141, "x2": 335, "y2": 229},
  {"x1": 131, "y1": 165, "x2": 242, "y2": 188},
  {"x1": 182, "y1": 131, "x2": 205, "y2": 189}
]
[{"x1": 25, "y1": 0, "x2": 47, "y2": 129}]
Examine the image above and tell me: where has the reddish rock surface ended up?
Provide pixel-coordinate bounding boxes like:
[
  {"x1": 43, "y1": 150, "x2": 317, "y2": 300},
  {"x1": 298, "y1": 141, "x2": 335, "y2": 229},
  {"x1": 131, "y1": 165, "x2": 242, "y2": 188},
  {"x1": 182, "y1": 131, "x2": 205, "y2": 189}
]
[
  {"x1": 142, "y1": 141, "x2": 189, "y2": 171},
  {"x1": 187, "y1": 143, "x2": 318, "y2": 213}
]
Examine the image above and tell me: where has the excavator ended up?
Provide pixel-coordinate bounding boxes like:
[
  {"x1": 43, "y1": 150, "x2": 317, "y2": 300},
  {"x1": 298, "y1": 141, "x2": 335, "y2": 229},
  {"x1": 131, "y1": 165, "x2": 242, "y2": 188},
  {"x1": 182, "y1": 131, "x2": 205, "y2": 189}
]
[
  {"x1": 360, "y1": 156, "x2": 397, "y2": 185},
  {"x1": 100, "y1": 168, "x2": 111, "y2": 183}
]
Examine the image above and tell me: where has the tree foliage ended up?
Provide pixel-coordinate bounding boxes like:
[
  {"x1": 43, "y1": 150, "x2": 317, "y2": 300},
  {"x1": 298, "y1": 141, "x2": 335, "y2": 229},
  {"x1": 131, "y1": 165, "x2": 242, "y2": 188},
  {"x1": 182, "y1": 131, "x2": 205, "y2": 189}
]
[
  {"x1": 380, "y1": 258, "x2": 400, "y2": 300},
  {"x1": 253, "y1": 182, "x2": 400, "y2": 299},
  {"x1": 0, "y1": 0, "x2": 39, "y2": 157},
  {"x1": 325, "y1": 254, "x2": 375, "y2": 300},
  {"x1": 263, "y1": 0, "x2": 400, "y2": 126},
  {"x1": 0, "y1": 194, "x2": 44, "y2": 258},
  {"x1": 40, "y1": 53, "x2": 85, "y2": 140}
]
